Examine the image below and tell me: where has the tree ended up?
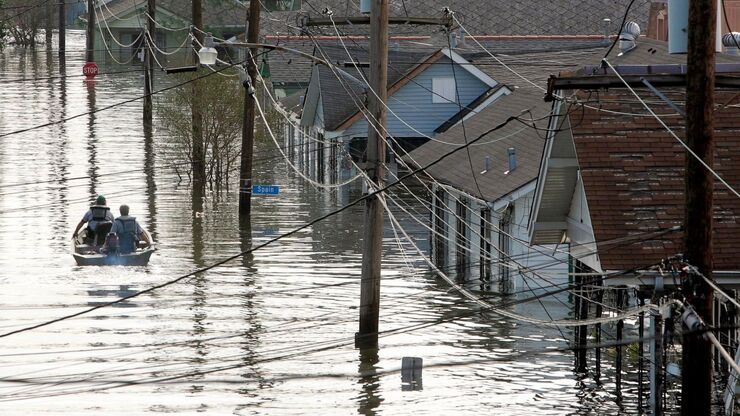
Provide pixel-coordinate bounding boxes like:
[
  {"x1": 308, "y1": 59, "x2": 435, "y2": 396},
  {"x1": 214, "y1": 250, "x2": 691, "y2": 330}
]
[
  {"x1": 0, "y1": 0, "x2": 6, "y2": 48},
  {"x1": 158, "y1": 71, "x2": 245, "y2": 191},
  {"x1": 0, "y1": 0, "x2": 46, "y2": 47}
]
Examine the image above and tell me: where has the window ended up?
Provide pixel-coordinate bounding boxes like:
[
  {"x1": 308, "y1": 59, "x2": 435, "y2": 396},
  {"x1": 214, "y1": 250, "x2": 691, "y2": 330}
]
[
  {"x1": 433, "y1": 189, "x2": 447, "y2": 267},
  {"x1": 456, "y1": 197, "x2": 468, "y2": 274},
  {"x1": 498, "y1": 206, "x2": 514, "y2": 281},
  {"x1": 480, "y1": 208, "x2": 492, "y2": 280},
  {"x1": 432, "y1": 77, "x2": 456, "y2": 103}
]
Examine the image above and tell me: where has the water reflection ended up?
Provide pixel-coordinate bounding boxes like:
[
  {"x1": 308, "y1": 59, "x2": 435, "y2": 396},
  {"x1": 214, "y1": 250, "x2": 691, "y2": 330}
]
[
  {"x1": 48, "y1": 51, "x2": 69, "y2": 249},
  {"x1": 357, "y1": 347, "x2": 383, "y2": 415},
  {"x1": 86, "y1": 81, "x2": 98, "y2": 196},
  {"x1": 189, "y1": 184, "x2": 208, "y2": 391},
  {"x1": 143, "y1": 122, "x2": 158, "y2": 240}
]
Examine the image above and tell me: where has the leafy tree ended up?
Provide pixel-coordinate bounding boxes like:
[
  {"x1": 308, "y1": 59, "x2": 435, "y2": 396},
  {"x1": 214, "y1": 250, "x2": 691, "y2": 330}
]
[
  {"x1": 158, "y1": 71, "x2": 245, "y2": 190},
  {"x1": 0, "y1": 0, "x2": 46, "y2": 47}
]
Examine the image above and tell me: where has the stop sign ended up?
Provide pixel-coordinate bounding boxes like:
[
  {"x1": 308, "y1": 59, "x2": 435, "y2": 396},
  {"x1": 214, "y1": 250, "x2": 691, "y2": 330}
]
[{"x1": 83, "y1": 62, "x2": 99, "y2": 79}]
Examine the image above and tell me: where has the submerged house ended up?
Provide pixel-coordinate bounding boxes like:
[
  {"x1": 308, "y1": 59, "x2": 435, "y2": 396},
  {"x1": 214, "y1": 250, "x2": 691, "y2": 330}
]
[
  {"x1": 526, "y1": 34, "x2": 740, "y2": 406},
  {"x1": 81, "y1": 0, "x2": 246, "y2": 66},
  {"x1": 529, "y1": 37, "x2": 740, "y2": 282},
  {"x1": 290, "y1": 45, "x2": 506, "y2": 185},
  {"x1": 405, "y1": 88, "x2": 569, "y2": 292}
]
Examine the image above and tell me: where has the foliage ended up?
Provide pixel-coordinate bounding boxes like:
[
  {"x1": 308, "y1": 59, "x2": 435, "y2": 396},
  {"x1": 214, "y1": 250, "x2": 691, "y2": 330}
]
[
  {"x1": 158, "y1": 71, "x2": 245, "y2": 190},
  {"x1": 0, "y1": 0, "x2": 47, "y2": 47},
  {"x1": 0, "y1": 0, "x2": 6, "y2": 48}
]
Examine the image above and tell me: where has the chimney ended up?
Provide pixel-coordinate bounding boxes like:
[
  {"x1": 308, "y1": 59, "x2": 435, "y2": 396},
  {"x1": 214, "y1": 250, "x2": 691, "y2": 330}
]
[
  {"x1": 360, "y1": 0, "x2": 370, "y2": 14},
  {"x1": 668, "y1": 0, "x2": 689, "y2": 53},
  {"x1": 506, "y1": 148, "x2": 517, "y2": 174},
  {"x1": 449, "y1": 30, "x2": 459, "y2": 49},
  {"x1": 723, "y1": 32, "x2": 740, "y2": 55},
  {"x1": 602, "y1": 18, "x2": 612, "y2": 44}
]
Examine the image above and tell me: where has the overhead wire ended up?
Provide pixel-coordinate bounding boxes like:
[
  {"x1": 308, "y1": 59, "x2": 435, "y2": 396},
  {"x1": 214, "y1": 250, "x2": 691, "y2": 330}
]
[
  {"x1": 0, "y1": 56, "x2": 249, "y2": 139},
  {"x1": 602, "y1": 58, "x2": 740, "y2": 199}
]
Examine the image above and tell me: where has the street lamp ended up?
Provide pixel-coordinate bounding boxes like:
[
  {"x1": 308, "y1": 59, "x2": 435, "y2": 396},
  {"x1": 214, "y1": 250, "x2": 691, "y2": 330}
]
[{"x1": 197, "y1": 34, "x2": 218, "y2": 65}]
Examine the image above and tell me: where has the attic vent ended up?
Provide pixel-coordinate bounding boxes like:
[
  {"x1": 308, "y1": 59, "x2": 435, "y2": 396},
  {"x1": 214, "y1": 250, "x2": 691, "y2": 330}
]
[
  {"x1": 723, "y1": 32, "x2": 740, "y2": 55},
  {"x1": 618, "y1": 21, "x2": 641, "y2": 56},
  {"x1": 480, "y1": 156, "x2": 492, "y2": 175}
]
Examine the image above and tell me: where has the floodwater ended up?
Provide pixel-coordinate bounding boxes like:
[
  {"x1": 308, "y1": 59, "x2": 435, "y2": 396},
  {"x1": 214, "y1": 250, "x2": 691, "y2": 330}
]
[{"x1": 0, "y1": 32, "x2": 674, "y2": 415}]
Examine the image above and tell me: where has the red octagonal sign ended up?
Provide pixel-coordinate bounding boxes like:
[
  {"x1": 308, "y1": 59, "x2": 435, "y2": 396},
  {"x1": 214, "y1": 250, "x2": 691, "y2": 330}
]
[{"x1": 83, "y1": 62, "x2": 99, "y2": 79}]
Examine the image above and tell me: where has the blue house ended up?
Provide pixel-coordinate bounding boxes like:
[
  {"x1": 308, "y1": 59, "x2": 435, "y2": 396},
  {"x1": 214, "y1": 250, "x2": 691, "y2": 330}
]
[{"x1": 286, "y1": 46, "x2": 510, "y2": 185}]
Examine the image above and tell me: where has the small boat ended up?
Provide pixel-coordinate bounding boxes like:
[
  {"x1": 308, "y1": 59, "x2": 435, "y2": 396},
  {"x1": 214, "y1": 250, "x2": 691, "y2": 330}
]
[{"x1": 72, "y1": 222, "x2": 154, "y2": 266}]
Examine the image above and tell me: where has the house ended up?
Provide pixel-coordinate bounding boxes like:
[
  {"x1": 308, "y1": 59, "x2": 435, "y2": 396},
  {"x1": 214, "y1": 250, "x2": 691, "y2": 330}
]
[
  {"x1": 396, "y1": 36, "x2": 622, "y2": 293},
  {"x1": 81, "y1": 0, "x2": 246, "y2": 66},
  {"x1": 407, "y1": 89, "x2": 570, "y2": 290},
  {"x1": 294, "y1": 44, "x2": 506, "y2": 186},
  {"x1": 646, "y1": 0, "x2": 740, "y2": 42},
  {"x1": 529, "y1": 37, "x2": 740, "y2": 285}
]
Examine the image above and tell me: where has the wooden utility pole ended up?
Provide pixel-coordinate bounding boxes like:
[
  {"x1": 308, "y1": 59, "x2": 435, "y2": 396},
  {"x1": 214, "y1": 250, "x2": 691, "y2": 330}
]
[
  {"x1": 143, "y1": 0, "x2": 155, "y2": 125},
  {"x1": 356, "y1": 0, "x2": 388, "y2": 348},
  {"x1": 58, "y1": 0, "x2": 65, "y2": 57},
  {"x1": 239, "y1": 0, "x2": 261, "y2": 215},
  {"x1": 682, "y1": 0, "x2": 716, "y2": 414},
  {"x1": 191, "y1": 0, "x2": 206, "y2": 188},
  {"x1": 45, "y1": 0, "x2": 53, "y2": 46},
  {"x1": 85, "y1": 0, "x2": 94, "y2": 62}
]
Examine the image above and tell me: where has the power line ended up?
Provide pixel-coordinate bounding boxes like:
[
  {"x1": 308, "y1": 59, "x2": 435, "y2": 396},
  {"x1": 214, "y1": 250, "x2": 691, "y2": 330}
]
[
  {"x1": 0, "y1": 110, "x2": 534, "y2": 340},
  {"x1": 0, "y1": 58, "x2": 248, "y2": 139}
]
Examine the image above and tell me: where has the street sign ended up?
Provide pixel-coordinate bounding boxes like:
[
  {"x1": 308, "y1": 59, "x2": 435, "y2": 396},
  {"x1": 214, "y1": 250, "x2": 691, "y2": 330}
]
[
  {"x1": 264, "y1": 0, "x2": 301, "y2": 11},
  {"x1": 252, "y1": 185, "x2": 280, "y2": 195},
  {"x1": 83, "y1": 62, "x2": 98, "y2": 79}
]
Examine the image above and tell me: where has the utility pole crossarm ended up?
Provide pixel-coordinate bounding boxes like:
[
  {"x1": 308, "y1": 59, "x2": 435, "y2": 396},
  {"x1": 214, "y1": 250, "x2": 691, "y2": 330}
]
[{"x1": 303, "y1": 16, "x2": 452, "y2": 27}]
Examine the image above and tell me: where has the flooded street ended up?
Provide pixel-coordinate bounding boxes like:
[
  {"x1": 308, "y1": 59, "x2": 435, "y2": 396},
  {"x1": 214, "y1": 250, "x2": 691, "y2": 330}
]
[{"x1": 0, "y1": 33, "x2": 661, "y2": 415}]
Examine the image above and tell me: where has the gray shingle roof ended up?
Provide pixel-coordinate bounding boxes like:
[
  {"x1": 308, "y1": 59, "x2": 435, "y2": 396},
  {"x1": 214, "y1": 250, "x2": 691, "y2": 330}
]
[
  {"x1": 259, "y1": 0, "x2": 651, "y2": 36},
  {"x1": 92, "y1": 0, "x2": 246, "y2": 28},
  {"x1": 405, "y1": 90, "x2": 549, "y2": 202}
]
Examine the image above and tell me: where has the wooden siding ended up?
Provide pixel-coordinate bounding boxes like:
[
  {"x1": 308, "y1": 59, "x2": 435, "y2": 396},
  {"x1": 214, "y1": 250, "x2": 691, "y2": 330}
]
[{"x1": 342, "y1": 56, "x2": 490, "y2": 138}]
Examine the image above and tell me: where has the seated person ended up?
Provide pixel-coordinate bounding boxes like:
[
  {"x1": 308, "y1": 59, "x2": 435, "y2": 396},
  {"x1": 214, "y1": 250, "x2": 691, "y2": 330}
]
[
  {"x1": 72, "y1": 195, "x2": 114, "y2": 245},
  {"x1": 110, "y1": 204, "x2": 151, "y2": 254}
]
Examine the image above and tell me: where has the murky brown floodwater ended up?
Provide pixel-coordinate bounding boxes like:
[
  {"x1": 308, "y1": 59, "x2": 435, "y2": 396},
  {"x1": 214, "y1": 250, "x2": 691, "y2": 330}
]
[{"x1": 0, "y1": 32, "x2": 676, "y2": 415}]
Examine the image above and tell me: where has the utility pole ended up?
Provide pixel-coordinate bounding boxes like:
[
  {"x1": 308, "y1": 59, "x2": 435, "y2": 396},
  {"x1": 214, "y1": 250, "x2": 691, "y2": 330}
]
[
  {"x1": 356, "y1": 0, "x2": 388, "y2": 348},
  {"x1": 191, "y1": 0, "x2": 206, "y2": 188},
  {"x1": 239, "y1": 0, "x2": 261, "y2": 215},
  {"x1": 58, "y1": 0, "x2": 65, "y2": 57},
  {"x1": 85, "y1": 0, "x2": 94, "y2": 62},
  {"x1": 143, "y1": 0, "x2": 155, "y2": 125},
  {"x1": 682, "y1": 0, "x2": 716, "y2": 414},
  {"x1": 45, "y1": 0, "x2": 53, "y2": 47}
]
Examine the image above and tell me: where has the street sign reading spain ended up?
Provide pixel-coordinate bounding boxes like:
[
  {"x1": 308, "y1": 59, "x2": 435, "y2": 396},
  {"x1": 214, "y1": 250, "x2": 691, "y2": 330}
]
[
  {"x1": 252, "y1": 185, "x2": 280, "y2": 195},
  {"x1": 264, "y1": 0, "x2": 301, "y2": 11}
]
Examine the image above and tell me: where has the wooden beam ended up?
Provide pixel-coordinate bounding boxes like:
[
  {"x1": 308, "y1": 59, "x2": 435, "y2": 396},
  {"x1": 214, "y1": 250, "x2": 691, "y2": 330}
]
[
  {"x1": 550, "y1": 74, "x2": 740, "y2": 91},
  {"x1": 304, "y1": 16, "x2": 451, "y2": 27}
]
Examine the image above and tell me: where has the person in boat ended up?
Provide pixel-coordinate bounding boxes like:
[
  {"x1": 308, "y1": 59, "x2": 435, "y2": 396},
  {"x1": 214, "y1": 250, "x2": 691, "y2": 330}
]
[
  {"x1": 109, "y1": 204, "x2": 151, "y2": 254},
  {"x1": 72, "y1": 195, "x2": 114, "y2": 245}
]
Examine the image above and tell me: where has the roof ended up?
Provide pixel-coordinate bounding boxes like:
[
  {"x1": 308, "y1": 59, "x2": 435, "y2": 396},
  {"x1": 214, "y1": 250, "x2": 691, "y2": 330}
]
[
  {"x1": 88, "y1": 0, "x2": 246, "y2": 28},
  {"x1": 257, "y1": 0, "x2": 650, "y2": 36},
  {"x1": 278, "y1": 92, "x2": 304, "y2": 116},
  {"x1": 263, "y1": 40, "x2": 316, "y2": 86},
  {"x1": 405, "y1": 90, "x2": 550, "y2": 202},
  {"x1": 568, "y1": 37, "x2": 740, "y2": 74},
  {"x1": 314, "y1": 44, "x2": 434, "y2": 131},
  {"x1": 569, "y1": 89, "x2": 740, "y2": 272}
]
